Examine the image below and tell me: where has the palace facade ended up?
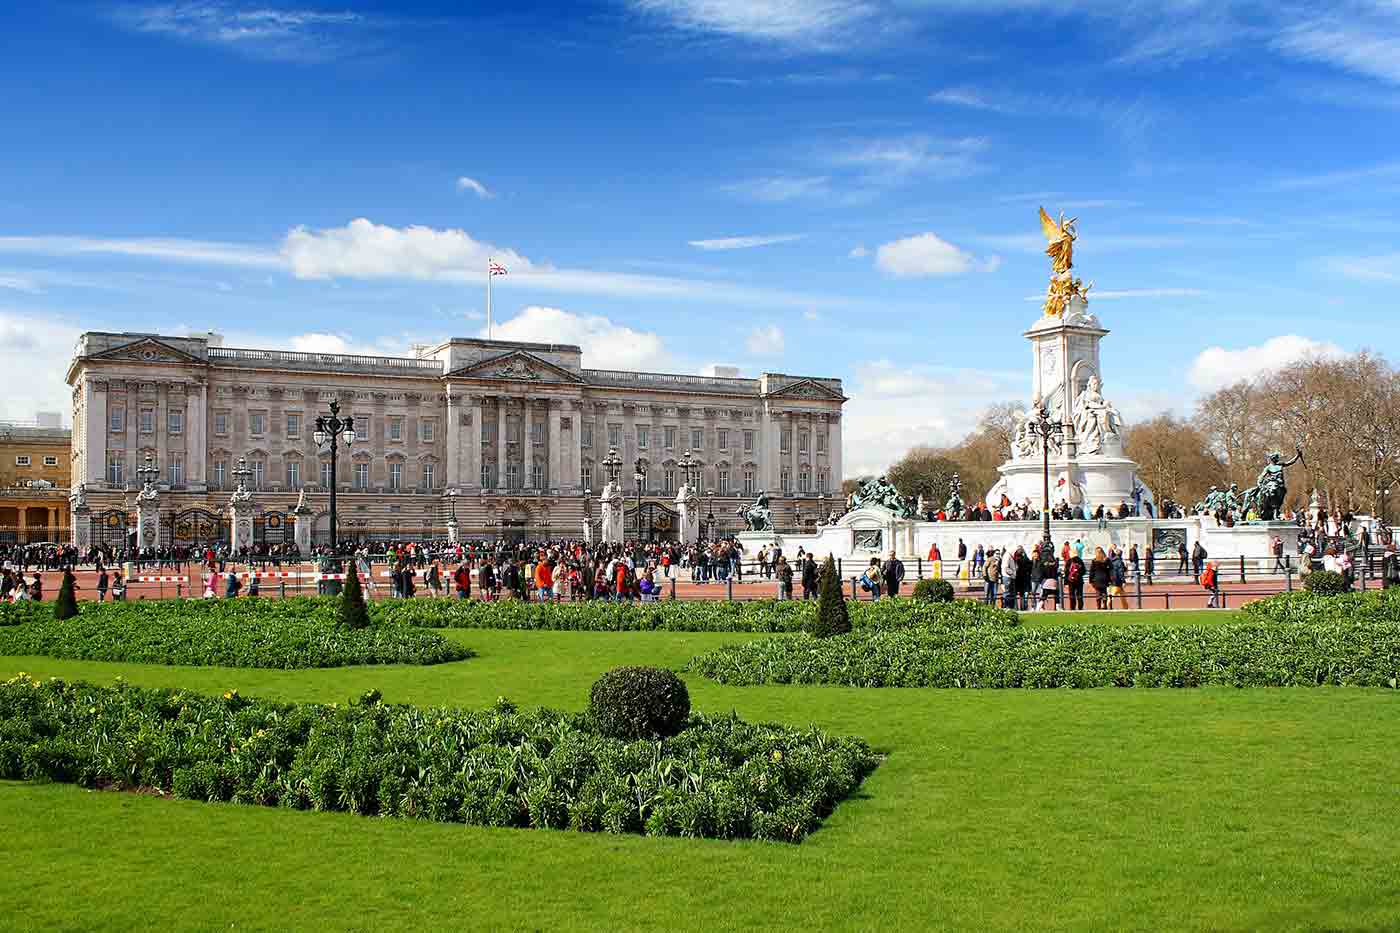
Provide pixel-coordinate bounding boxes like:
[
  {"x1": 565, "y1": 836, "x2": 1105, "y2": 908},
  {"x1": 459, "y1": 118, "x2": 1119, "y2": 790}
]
[
  {"x1": 0, "y1": 421, "x2": 72, "y2": 544},
  {"x1": 67, "y1": 332, "x2": 845, "y2": 546}
]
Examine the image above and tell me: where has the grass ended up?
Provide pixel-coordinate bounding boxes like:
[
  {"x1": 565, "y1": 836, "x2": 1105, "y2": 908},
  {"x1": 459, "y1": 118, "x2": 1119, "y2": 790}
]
[{"x1": 4, "y1": 626, "x2": 1399, "y2": 931}]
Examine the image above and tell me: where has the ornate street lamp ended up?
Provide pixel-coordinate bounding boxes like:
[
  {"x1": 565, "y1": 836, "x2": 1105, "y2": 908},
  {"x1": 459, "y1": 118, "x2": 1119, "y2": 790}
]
[
  {"x1": 706, "y1": 491, "x2": 715, "y2": 542},
  {"x1": 312, "y1": 401, "x2": 355, "y2": 553},
  {"x1": 1024, "y1": 399, "x2": 1065, "y2": 553},
  {"x1": 136, "y1": 453, "x2": 160, "y2": 491},
  {"x1": 633, "y1": 457, "x2": 648, "y2": 541},
  {"x1": 446, "y1": 487, "x2": 459, "y2": 522},
  {"x1": 231, "y1": 455, "x2": 252, "y2": 493},
  {"x1": 602, "y1": 446, "x2": 622, "y2": 484},
  {"x1": 677, "y1": 448, "x2": 697, "y2": 490}
]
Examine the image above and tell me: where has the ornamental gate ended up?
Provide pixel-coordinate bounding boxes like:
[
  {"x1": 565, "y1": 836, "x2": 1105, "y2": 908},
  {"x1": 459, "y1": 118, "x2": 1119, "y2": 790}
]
[
  {"x1": 624, "y1": 501, "x2": 679, "y2": 543},
  {"x1": 257, "y1": 510, "x2": 291, "y2": 546},
  {"x1": 93, "y1": 509, "x2": 130, "y2": 550},
  {"x1": 170, "y1": 508, "x2": 229, "y2": 551}
]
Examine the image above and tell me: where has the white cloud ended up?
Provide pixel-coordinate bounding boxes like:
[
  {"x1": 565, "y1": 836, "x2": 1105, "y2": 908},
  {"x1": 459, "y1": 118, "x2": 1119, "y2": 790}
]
[
  {"x1": 455, "y1": 176, "x2": 493, "y2": 198},
  {"x1": 699, "y1": 362, "x2": 743, "y2": 377},
  {"x1": 688, "y1": 233, "x2": 804, "y2": 251},
  {"x1": 487, "y1": 306, "x2": 667, "y2": 370},
  {"x1": 631, "y1": 0, "x2": 874, "y2": 46},
  {"x1": 841, "y1": 358, "x2": 1023, "y2": 478},
  {"x1": 927, "y1": 87, "x2": 1008, "y2": 112},
  {"x1": 0, "y1": 234, "x2": 280, "y2": 268},
  {"x1": 281, "y1": 217, "x2": 532, "y2": 281},
  {"x1": 720, "y1": 176, "x2": 832, "y2": 202},
  {"x1": 1327, "y1": 252, "x2": 1400, "y2": 282},
  {"x1": 1274, "y1": 17, "x2": 1400, "y2": 86},
  {"x1": 0, "y1": 275, "x2": 41, "y2": 294},
  {"x1": 745, "y1": 324, "x2": 785, "y2": 355},
  {"x1": 876, "y1": 233, "x2": 993, "y2": 278},
  {"x1": 0, "y1": 309, "x2": 83, "y2": 422},
  {"x1": 848, "y1": 245, "x2": 869, "y2": 258},
  {"x1": 1269, "y1": 160, "x2": 1400, "y2": 191},
  {"x1": 802, "y1": 309, "x2": 822, "y2": 321},
  {"x1": 114, "y1": 3, "x2": 374, "y2": 63},
  {"x1": 1189, "y1": 335, "x2": 1345, "y2": 391},
  {"x1": 836, "y1": 134, "x2": 988, "y2": 183}
]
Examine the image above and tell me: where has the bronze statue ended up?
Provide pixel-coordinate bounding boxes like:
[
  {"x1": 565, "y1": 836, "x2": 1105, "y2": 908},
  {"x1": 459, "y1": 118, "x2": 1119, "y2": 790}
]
[{"x1": 1241, "y1": 448, "x2": 1305, "y2": 521}]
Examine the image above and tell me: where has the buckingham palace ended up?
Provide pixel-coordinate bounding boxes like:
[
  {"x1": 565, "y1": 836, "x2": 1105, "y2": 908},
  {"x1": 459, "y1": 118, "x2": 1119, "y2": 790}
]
[{"x1": 65, "y1": 331, "x2": 845, "y2": 547}]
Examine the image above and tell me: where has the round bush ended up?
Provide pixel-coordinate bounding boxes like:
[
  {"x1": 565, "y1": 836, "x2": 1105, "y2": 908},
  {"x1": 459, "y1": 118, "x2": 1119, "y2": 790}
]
[
  {"x1": 1303, "y1": 569, "x2": 1347, "y2": 595},
  {"x1": 912, "y1": 578, "x2": 955, "y2": 603},
  {"x1": 588, "y1": 666, "x2": 691, "y2": 740}
]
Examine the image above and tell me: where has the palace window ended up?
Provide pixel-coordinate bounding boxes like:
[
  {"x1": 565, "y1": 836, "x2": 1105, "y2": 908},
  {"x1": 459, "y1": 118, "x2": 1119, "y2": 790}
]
[
  {"x1": 285, "y1": 413, "x2": 301, "y2": 439},
  {"x1": 420, "y1": 420, "x2": 435, "y2": 443},
  {"x1": 780, "y1": 430, "x2": 791, "y2": 454},
  {"x1": 213, "y1": 412, "x2": 228, "y2": 435},
  {"x1": 531, "y1": 464, "x2": 545, "y2": 489},
  {"x1": 743, "y1": 430, "x2": 755, "y2": 453},
  {"x1": 743, "y1": 470, "x2": 755, "y2": 496},
  {"x1": 718, "y1": 469, "x2": 729, "y2": 493},
  {"x1": 817, "y1": 432, "x2": 828, "y2": 453},
  {"x1": 531, "y1": 422, "x2": 544, "y2": 446},
  {"x1": 506, "y1": 464, "x2": 520, "y2": 489},
  {"x1": 781, "y1": 469, "x2": 791, "y2": 493},
  {"x1": 663, "y1": 426, "x2": 676, "y2": 450},
  {"x1": 251, "y1": 459, "x2": 266, "y2": 490},
  {"x1": 799, "y1": 431, "x2": 808, "y2": 455},
  {"x1": 481, "y1": 464, "x2": 494, "y2": 488},
  {"x1": 507, "y1": 422, "x2": 522, "y2": 445},
  {"x1": 799, "y1": 470, "x2": 810, "y2": 493},
  {"x1": 353, "y1": 415, "x2": 368, "y2": 442},
  {"x1": 14, "y1": 455, "x2": 29, "y2": 466},
  {"x1": 319, "y1": 461, "x2": 332, "y2": 489},
  {"x1": 580, "y1": 464, "x2": 591, "y2": 489},
  {"x1": 581, "y1": 422, "x2": 593, "y2": 448},
  {"x1": 389, "y1": 462, "x2": 402, "y2": 491},
  {"x1": 140, "y1": 408, "x2": 154, "y2": 433},
  {"x1": 389, "y1": 417, "x2": 403, "y2": 442},
  {"x1": 637, "y1": 425, "x2": 649, "y2": 450},
  {"x1": 286, "y1": 461, "x2": 300, "y2": 488},
  {"x1": 663, "y1": 469, "x2": 676, "y2": 493},
  {"x1": 168, "y1": 456, "x2": 183, "y2": 487},
  {"x1": 353, "y1": 463, "x2": 369, "y2": 490},
  {"x1": 422, "y1": 463, "x2": 434, "y2": 489},
  {"x1": 168, "y1": 410, "x2": 183, "y2": 435},
  {"x1": 107, "y1": 453, "x2": 124, "y2": 485},
  {"x1": 109, "y1": 408, "x2": 125, "y2": 432},
  {"x1": 818, "y1": 469, "x2": 829, "y2": 493},
  {"x1": 213, "y1": 460, "x2": 226, "y2": 490},
  {"x1": 717, "y1": 429, "x2": 728, "y2": 451},
  {"x1": 608, "y1": 424, "x2": 621, "y2": 448},
  {"x1": 249, "y1": 413, "x2": 265, "y2": 436},
  {"x1": 43, "y1": 456, "x2": 57, "y2": 467},
  {"x1": 691, "y1": 428, "x2": 703, "y2": 451}
]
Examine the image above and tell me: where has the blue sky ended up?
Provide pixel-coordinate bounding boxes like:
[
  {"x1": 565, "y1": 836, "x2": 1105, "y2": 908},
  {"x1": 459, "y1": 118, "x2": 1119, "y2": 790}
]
[{"x1": 2, "y1": 0, "x2": 1399, "y2": 474}]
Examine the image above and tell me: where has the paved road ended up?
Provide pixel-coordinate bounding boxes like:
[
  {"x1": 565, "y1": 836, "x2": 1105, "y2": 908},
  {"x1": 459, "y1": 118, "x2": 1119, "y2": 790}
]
[{"x1": 4, "y1": 561, "x2": 1332, "y2": 610}]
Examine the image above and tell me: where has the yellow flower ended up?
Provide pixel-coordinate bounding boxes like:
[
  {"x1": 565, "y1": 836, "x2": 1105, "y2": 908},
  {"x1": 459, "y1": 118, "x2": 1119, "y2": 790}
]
[{"x1": 771, "y1": 750, "x2": 783, "y2": 762}]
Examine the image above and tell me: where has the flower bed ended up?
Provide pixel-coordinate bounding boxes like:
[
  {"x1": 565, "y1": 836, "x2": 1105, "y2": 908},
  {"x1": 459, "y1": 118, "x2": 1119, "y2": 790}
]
[
  {"x1": 379, "y1": 595, "x2": 1019, "y2": 633},
  {"x1": 0, "y1": 599, "x2": 470, "y2": 669},
  {"x1": 0, "y1": 677, "x2": 877, "y2": 843},
  {"x1": 686, "y1": 613, "x2": 1400, "y2": 688}
]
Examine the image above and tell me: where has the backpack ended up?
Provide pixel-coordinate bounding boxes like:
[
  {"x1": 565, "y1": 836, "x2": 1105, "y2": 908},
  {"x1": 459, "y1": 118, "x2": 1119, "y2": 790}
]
[
  {"x1": 1200, "y1": 563, "x2": 1216, "y2": 589},
  {"x1": 1067, "y1": 561, "x2": 1083, "y2": 584}
]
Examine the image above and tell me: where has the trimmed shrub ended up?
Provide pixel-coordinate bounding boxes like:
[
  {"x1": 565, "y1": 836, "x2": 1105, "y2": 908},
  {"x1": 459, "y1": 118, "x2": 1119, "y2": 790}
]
[
  {"x1": 53, "y1": 569, "x2": 79, "y2": 621},
  {"x1": 804, "y1": 556, "x2": 851, "y2": 639},
  {"x1": 339, "y1": 562, "x2": 371, "y2": 630},
  {"x1": 911, "y1": 578, "x2": 955, "y2": 603},
  {"x1": 0, "y1": 677, "x2": 877, "y2": 843},
  {"x1": 589, "y1": 666, "x2": 691, "y2": 740},
  {"x1": 1303, "y1": 570, "x2": 1348, "y2": 595}
]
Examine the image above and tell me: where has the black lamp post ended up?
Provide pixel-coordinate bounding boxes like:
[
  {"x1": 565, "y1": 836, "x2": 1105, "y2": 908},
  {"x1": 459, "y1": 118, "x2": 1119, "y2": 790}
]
[
  {"x1": 677, "y1": 448, "x2": 697, "y2": 491},
  {"x1": 1377, "y1": 484, "x2": 1393, "y2": 527},
  {"x1": 602, "y1": 446, "x2": 622, "y2": 484},
  {"x1": 313, "y1": 400, "x2": 355, "y2": 553},
  {"x1": 1025, "y1": 399, "x2": 1065, "y2": 552},
  {"x1": 633, "y1": 457, "x2": 648, "y2": 541},
  {"x1": 706, "y1": 491, "x2": 715, "y2": 542},
  {"x1": 137, "y1": 453, "x2": 160, "y2": 491}
]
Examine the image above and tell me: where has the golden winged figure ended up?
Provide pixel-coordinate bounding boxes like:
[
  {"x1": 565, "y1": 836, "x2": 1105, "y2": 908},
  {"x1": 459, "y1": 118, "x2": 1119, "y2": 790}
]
[{"x1": 1038, "y1": 207, "x2": 1077, "y2": 274}]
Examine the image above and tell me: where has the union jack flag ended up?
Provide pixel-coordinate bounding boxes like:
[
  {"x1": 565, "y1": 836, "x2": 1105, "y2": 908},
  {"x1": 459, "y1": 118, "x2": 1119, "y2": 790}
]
[{"x1": 489, "y1": 260, "x2": 507, "y2": 276}]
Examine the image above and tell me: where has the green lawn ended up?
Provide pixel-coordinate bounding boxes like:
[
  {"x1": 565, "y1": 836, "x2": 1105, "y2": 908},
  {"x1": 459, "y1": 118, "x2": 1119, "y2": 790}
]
[{"x1": 4, "y1": 628, "x2": 1398, "y2": 932}]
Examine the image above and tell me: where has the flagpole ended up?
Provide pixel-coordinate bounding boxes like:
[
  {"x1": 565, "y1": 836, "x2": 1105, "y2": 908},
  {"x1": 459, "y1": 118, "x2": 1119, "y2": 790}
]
[{"x1": 486, "y1": 257, "x2": 493, "y2": 340}]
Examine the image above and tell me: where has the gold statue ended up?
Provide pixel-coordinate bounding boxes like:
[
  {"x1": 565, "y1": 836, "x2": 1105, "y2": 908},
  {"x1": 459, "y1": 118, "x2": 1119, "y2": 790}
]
[{"x1": 1038, "y1": 206, "x2": 1077, "y2": 274}]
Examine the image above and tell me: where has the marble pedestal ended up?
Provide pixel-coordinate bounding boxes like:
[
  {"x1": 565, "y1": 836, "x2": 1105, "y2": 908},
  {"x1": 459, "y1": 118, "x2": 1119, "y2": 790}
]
[
  {"x1": 71, "y1": 504, "x2": 92, "y2": 550},
  {"x1": 292, "y1": 506, "x2": 313, "y2": 554},
  {"x1": 229, "y1": 495, "x2": 254, "y2": 553},
  {"x1": 136, "y1": 497, "x2": 160, "y2": 550}
]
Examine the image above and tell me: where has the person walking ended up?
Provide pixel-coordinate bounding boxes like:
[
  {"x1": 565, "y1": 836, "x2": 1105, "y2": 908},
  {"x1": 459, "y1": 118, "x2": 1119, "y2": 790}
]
[
  {"x1": 801, "y1": 554, "x2": 819, "y2": 600},
  {"x1": 776, "y1": 556, "x2": 793, "y2": 601},
  {"x1": 96, "y1": 567, "x2": 109, "y2": 602},
  {"x1": 1177, "y1": 542, "x2": 1189, "y2": 574},
  {"x1": 882, "y1": 550, "x2": 906, "y2": 599},
  {"x1": 1272, "y1": 535, "x2": 1286, "y2": 572},
  {"x1": 1109, "y1": 548, "x2": 1129, "y2": 610},
  {"x1": 1144, "y1": 547, "x2": 1155, "y2": 585},
  {"x1": 1065, "y1": 550, "x2": 1086, "y2": 610},
  {"x1": 861, "y1": 557, "x2": 882, "y2": 600},
  {"x1": 982, "y1": 549, "x2": 999, "y2": 605},
  {"x1": 1089, "y1": 547, "x2": 1111, "y2": 609},
  {"x1": 1191, "y1": 541, "x2": 1208, "y2": 580},
  {"x1": 1038, "y1": 547, "x2": 1060, "y2": 611}
]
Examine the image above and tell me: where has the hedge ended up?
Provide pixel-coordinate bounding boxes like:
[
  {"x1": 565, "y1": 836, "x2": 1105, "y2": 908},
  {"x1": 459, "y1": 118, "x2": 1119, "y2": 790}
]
[
  {"x1": 0, "y1": 677, "x2": 877, "y2": 843},
  {"x1": 0, "y1": 599, "x2": 470, "y2": 669},
  {"x1": 686, "y1": 609, "x2": 1400, "y2": 689}
]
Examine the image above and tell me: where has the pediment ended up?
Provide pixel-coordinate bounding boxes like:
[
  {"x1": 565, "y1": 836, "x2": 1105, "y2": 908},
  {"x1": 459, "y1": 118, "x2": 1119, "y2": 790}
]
[
  {"x1": 88, "y1": 337, "x2": 202, "y2": 366},
  {"x1": 766, "y1": 378, "x2": 844, "y2": 401},
  {"x1": 446, "y1": 350, "x2": 584, "y2": 384}
]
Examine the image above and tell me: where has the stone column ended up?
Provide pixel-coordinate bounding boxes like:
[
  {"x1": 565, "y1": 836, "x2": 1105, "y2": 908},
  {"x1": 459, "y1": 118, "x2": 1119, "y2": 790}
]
[
  {"x1": 186, "y1": 382, "x2": 204, "y2": 487},
  {"x1": 548, "y1": 403, "x2": 562, "y2": 493},
  {"x1": 70, "y1": 497, "x2": 91, "y2": 550},
  {"x1": 155, "y1": 383, "x2": 168, "y2": 485},
  {"x1": 136, "y1": 491, "x2": 160, "y2": 550},
  {"x1": 829, "y1": 413, "x2": 843, "y2": 494},
  {"x1": 790, "y1": 412, "x2": 801, "y2": 494},
  {"x1": 572, "y1": 402, "x2": 584, "y2": 492},
  {"x1": 229, "y1": 489, "x2": 255, "y2": 553},
  {"x1": 124, "y1": 381, "x2": 139, "y2": 488},
  {"x1": 85, "y1": 379, "x2": 107, "y2": 485},
  {"x1": 496, "y1": 398, "x2": 507, "y2": 489},
  {"x1": 468, "y1": 395, "x2": 483, "y2": 490},
  {"x1": 523, "y1": 404, "x2": 535, "y2": 489},
  {"x1": 445, "y1": 390, "x2": 461, "y2": 489}
]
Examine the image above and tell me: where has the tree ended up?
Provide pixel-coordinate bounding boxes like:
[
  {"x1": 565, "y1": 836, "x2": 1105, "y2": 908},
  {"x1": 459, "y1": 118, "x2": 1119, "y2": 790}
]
[
  {"x1": 54, "y1": 568, "x2": 79, "y2": 620},
  {"x1": 1123, "y1": 414, "x2": 1225, "y2": 507},
  {"x1": 338, "y1": 561, "x2": 371, "y2": 629},
  {"x1": 804, "y1": 556, "x2": 851, "y2": 638},
  {"x1": 841, "y1": 476, "x2": 871, "y2": 499},
  {"x1": 887, "y1": 447, "x2": 962, "y2": 505}
]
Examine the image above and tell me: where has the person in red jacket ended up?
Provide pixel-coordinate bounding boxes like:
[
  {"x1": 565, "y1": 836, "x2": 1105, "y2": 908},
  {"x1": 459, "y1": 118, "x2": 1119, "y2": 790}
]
[{"x1": 927, "y1": 543, "x2": 942, "y2": 561}]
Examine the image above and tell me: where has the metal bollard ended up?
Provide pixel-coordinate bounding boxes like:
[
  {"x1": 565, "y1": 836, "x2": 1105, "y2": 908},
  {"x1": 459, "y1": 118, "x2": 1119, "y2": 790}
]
[
  {"x1": 1135, "y1": 571, "x2": 1143, "y2": 609},
  {"x1": 726, "y1": 576, "x2": 733, "y2": 601},
  {"x1": 670, "y1": 576, "x2": 677, "y2": 601},
  {"x1": 1286, "y1": 567, "x2": 1293, "y2": 591},
  {"x1": 1164, "y1": 592, "x2": 1171, "y2": 610},
  {"x1": 916, "y1": 558, "x2": 923, "y2": 580},
  {"x1": 1221, "y1": 591, "x2": 1229, "y2": 609},
  {"x1": 850, "y1": 577, "x2": 858, "y2": 600},
  {"x1": 1239, "y1": 555, "x2": 1246, "y2": 584},
  {"x1": 280, "y1": 581, "x2": 287, "y2": 600}
]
